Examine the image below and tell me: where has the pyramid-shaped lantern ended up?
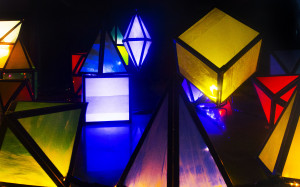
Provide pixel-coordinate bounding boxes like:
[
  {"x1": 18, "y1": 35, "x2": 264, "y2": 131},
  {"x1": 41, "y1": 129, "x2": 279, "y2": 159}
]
[
  {"x1": 0, "y1": 101, "x2": 86, "y2": 186},
  {"x1": 80, "y1": 31, "x2": 128, "y2": 74},
  {"x1": 0, "y1": 20, "x2": 37, "y2": 98},
  {"x1": 252, "y1": 75, "x2": 300, "y2": 126},
  {"x1": 270, "y1": 50, "x2": 300, "y2": 75},
  {"x1": 123, "y1": 14, "x2": 152, "y2": 70},
  {"x1": 111, "y1": 26, "x2": 129, "y2": 66},
  {"x1": 0, "y1": 79, "x2": 34, "y2": 112},
  {"x1": 117, "y1": 80, "x2": 231, "y2": 186},
  {"x1": 175, "y1": 8, "x2": 262, "y2": 105},
  {"x1": 259, "y1": 86, "x2": 300, "y2": 181}
]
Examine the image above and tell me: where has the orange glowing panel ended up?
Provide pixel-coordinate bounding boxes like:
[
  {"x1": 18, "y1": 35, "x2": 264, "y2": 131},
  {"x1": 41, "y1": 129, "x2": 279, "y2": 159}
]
[{"x1": 0, "y1": 45, "x2": 13, "y2": 68}]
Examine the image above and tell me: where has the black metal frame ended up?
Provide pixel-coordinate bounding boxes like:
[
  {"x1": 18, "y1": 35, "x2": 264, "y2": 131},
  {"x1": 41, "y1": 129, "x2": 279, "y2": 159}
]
[
  {"x1": 257, "y1": 85, "x2": 300, "y2": 183},
  {"x1": 252, "y1": 75, "x2": 300, "y2": 126},
  {"x1": 271, "y1": 51, "x2": 300, "y2": 74},
  {"x1": 0, "y1": 79, "x2": 34, "y2": 112},
  {"x1": 122, "y1": 13, "x2": 151, "y2": 71},
  {"x1": 78, "y1": 30, "x2": 129, "y2": 75},
  {"x1": 72, "y1": 52, "x2": 87, "y2": 75},
  {"x1": 117, "y1": 78, "x2": 232, "y2": 187},
  {"x1": 0, "y1": 101, "x2": 87, "y2": 187},
  {"x1": 174, "y1": 17, "x2": 262, "y2": 105},
  {"x1": 82, "y1": 74, "x2": 132, "y2": 125}
]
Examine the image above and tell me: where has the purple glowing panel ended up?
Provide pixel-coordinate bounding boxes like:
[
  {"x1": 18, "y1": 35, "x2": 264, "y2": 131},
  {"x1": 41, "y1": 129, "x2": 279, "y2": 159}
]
[
  {"x1": 190, "y1": 83, "x2": 203, "y2": 102},
  {"x1": 85, "y1": 77, "x2": 129, "y2": 122},
  {"x1": 182, "y1": 79, "x2": 193, "y2": 102},
  {"x1": 123, "y1": 14, "x2": 151, "y2": 70}
]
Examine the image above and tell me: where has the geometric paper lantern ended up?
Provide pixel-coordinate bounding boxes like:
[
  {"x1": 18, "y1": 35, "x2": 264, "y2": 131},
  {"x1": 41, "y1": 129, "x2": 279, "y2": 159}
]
[
  {"x1": 118, "y1": 81, "x2": 231, "y2": 186},
  {"x1": 175, "y1": 8, "x2": 262, "y2": 105},
  {"x1": 80, "y1": 31, "x2": 128, "y2": 74},
  {"x1": 270, "y1": 50, "x2": 300, "y2": 75},
  {"x1": 0, "y1": 101, "x2": 86, "y2": 186},
  {"x1": 252, "y1": 75, "x2": 299, "y2": 125},
  {"x1": 259, "y1": 87, "x2": 300, "y2": 181},
  {"x1": 123, "y1": 14, "x2": 152, "y2": 70},
  {"x1": 111, "y1": 26, "x2": 129, "y2": 66},
  {"x1": 83, "y1": 75, "x2": 130, "y2": 123},
  {"x1": 0, "y1": 79, "x2": 34, "y2": 112},
  {"x1": 0, "y1": 20, "x2": 37, "y2": 98}
]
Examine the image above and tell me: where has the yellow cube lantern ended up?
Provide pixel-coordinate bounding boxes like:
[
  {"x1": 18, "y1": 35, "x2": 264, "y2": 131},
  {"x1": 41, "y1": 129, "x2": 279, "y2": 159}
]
[{"x1": 175, "y1": 8, "x2": 262, "y2": 104}]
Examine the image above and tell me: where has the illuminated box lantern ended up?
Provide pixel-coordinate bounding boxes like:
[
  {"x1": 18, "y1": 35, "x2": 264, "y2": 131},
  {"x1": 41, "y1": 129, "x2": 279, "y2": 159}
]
[
  {"x1": 0, "y1": 20, "x2": 37, "y2": 98},
  {"x1": 0, "y1": 79, "x2": 34, "y2": 112},
  {"x1": 83, "y1": 75, "x2": 130, "y2": 123},
  {"x1": 270, "y1": 50, "x2": 300, "y2": 75},
  {"x1": 0, "y1": 101, "x2": 86, "y2": 186},
  {"x1": 79, "y1": 31, "x2": 128, "y2": 74},
  {"x1": 111, "y1": 26, "x2": 129, "y2": 66},
  {"x1": 259, "y1": 87, "x2": 300, "y2": 181},
  {"x1": 117, "y1": 81, "x2": 231, "y2": 187},
  {"x1": 252, "y1": 75, "x2": 299, "y2": 125},
  {"x1": 175, "y1": 8, "x2": 262, "y2": 105},
  {"x1": 123, "y1": 13, "x2": 152, "y2": 70},
  {"x1": 71, "y1": 52, "x2": 87, "y2": 98}
]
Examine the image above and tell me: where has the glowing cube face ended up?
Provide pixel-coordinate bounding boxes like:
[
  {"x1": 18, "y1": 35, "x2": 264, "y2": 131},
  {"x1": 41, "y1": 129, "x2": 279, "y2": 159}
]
[
  {"x1": 175, "y1": 8, "x2": 261, "y2": 104},
  {"x1": 270, "y1": 50, "x2": 300, "y2": 75},
  {"x1": 252, "y1": 75, "x2": 299, "y2": 125},
  {"x1": 83, "y1": 76, "x2": 130, "y2": 122},
  {"x1": 123, "y1": 14, "x2": 152, "y2": 70}
]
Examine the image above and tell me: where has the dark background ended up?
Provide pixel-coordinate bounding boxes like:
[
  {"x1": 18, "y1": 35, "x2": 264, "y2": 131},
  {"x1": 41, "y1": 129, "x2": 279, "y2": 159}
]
[{"x1": 0, "y1": 0, "x2": 300, "y2": 100}]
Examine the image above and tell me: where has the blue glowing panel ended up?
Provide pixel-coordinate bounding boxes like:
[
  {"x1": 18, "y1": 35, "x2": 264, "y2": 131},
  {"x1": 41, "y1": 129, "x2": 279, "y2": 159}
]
[
  {"x1": 182, "y1": 79, "x2": 192, "y2": 102},
  {"x1": 270, "y1": 55, "x2": 285, "y2": 75},
  {"x1": 85, "y1": 77, "x2": 129, "y2": 122},
  {"x1": 103, "y1": 33, "x2": 126, "y2": 73},
  {"x1": 141, "y1": 41, "x2": 152, "y2": 65},
  {"x1": 81, "y1": 33, "x2": 101, "y2": 73},
  {"x1": 179, "y1": 97, "x2": 226, "y2": 186},
  {"x1": 128, "y1": 41, "x2": 144, "y2": 67},
  {"x1": 140, "y1": 16, "x2": 151, "y2": 39},
  {"x1": 190, "y1": 82, "x2": 203, "y2": 102}
]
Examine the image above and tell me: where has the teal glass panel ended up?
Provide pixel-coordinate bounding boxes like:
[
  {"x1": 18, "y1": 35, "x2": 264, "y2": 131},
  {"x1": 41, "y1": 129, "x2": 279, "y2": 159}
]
[
  {"x1": 116, "y1": 27, "x2": 123, "y2": 44},
  {"x1": 111, "y1": 26, "x2": 116, "y2": 42},
  {"x1": 103, "y1": 33, "x2": 126, "y2": 73},
  {"x1": 0, "y1": 129, "x2": 56, "y2": 186},
  {"x1": 80, "y1": 32, "x2": 101, "y2": 73},
  {"x1": 17, "y1": 109, "x2": 82, "y2": 177}
]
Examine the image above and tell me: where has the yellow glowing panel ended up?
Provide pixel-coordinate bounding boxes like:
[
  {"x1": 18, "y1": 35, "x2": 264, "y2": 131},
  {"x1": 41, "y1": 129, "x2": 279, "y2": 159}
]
[
  {"x1": 179, "y1": 8, "x2": 259, "y2": 68},
  {"x1": 117, "y1": 46, "x2": 129, "y2": 65},
  {"x1": 0, "y1": 45, "x2": 13, "y2": 68},
  {"x1": 259, "y1": 94, "x2": 296, "y2": 172},
  {"x1": 5, "y1": 40, "x2": 30, "y2": 69},
  {"x1": 0, "y1": 129, "x2": 56, "y2": 186},
  {"x1": 18, "y1": 109, "x2": 81, "y2": 177},
  {"x1": 1, "y1": 23, "x2": 21, "y2": 43},
  {"x1": 282, "y1": 116, "x2": 300, "y2": 179},
  {"x1": 176, "y1": 43, "x2": 218, "y2": 102},
  {"x1": 0, "y1": 21, "x2": 20, "y2": 40},
  {"x1": 222, "y1": 40, "x2": 261, "y2": 102}
]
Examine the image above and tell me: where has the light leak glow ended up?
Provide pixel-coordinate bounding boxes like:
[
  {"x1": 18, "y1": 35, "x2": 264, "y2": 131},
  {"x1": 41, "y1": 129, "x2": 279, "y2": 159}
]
[
  {"x1": 210, "y1": 85, "x2": 218, "y2": 99},
  {"x1": 0, "y1": 45, "x2": 12, "y2": 68}
]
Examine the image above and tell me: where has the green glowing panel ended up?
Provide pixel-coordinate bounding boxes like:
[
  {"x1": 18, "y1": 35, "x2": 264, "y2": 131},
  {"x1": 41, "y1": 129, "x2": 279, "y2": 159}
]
[
  {"x1": 17, "y1": 109, "x2": 82, "y2": 177},
  {"x1": 0, "y1": 129, "x2": 56, "y2": 186},
  {"x1": 14, "y1": 102, "x2": 68, "y2": 112},
  {"x1": 118, "y1": 46, "x2": 129, "y2": 65}
]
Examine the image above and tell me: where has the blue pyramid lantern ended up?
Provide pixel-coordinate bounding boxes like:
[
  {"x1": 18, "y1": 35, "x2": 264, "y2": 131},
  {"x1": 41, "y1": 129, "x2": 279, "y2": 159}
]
[{"x1": 123, "y1": 14, "x2": 152, "y2": 70}]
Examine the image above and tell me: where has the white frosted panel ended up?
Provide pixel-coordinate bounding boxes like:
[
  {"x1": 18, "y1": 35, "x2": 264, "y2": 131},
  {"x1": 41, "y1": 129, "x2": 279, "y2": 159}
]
[
  {"x1": 129, "y1": 41, "x2": 144, "y2": 66},
  {"x1": 129, "y1": 16, "x2": 144, "y2": 38}
]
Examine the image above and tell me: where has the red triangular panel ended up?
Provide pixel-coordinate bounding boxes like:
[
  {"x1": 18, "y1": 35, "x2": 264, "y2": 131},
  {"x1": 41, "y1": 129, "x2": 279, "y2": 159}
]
[
  {"x1": 0, "y1": 82, "x2": 21, "y2": 107},
  {"x1": 14, "y1": 86, "x2": 33, "y2": 102},
  {"x1": 280, "y1": 86, "x2": 297, "y2": 102},
  {"x1": 257, "y1": 76, "x2": 298, "y2": 94},
  {"x1": 274, "y1": 104, "x2": 284, "y2": 124},
  {"x1": 76, "y1": 56, "x2": 86, "y2": 74},
  {"x1": 72, "y1": 76, "x2": 82, "y2": 94},
  {"x1": 72, "y1": 55, "x2": 81, "y2": 72},
  {"x1": 254, "y1": 84, "x2": 271, "y2": 123}
]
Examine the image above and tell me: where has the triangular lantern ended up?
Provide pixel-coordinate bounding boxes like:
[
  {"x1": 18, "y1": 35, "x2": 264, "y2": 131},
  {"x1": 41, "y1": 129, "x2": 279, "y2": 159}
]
[
  {"x1": 0, "y1": 101, "x2": 87, "y2": 186},
  {"x1": 80, "y1": 31, "x2": 128, "y2": 74},
  {"x1": 270, "y1": 50, "x2": 300, "y2": 75},
  {"x1": 111, "y1": 26, "x2": 129, "y2": 66},
  {"x1": 117, "y1": 80, "x2": 231, "y2": 186},
  {"x1": 252, "y1": 75, "x2": 299, "y2": 125},
  {"x1": 123, "y1": 14, "x2": 152, "y2": 70},
  {"x1": 259, "y1": 86, "x2": 300, "y2": 182},
  {"x1": 0, "y1": 79, "x2": 34, "y2": 112}
]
